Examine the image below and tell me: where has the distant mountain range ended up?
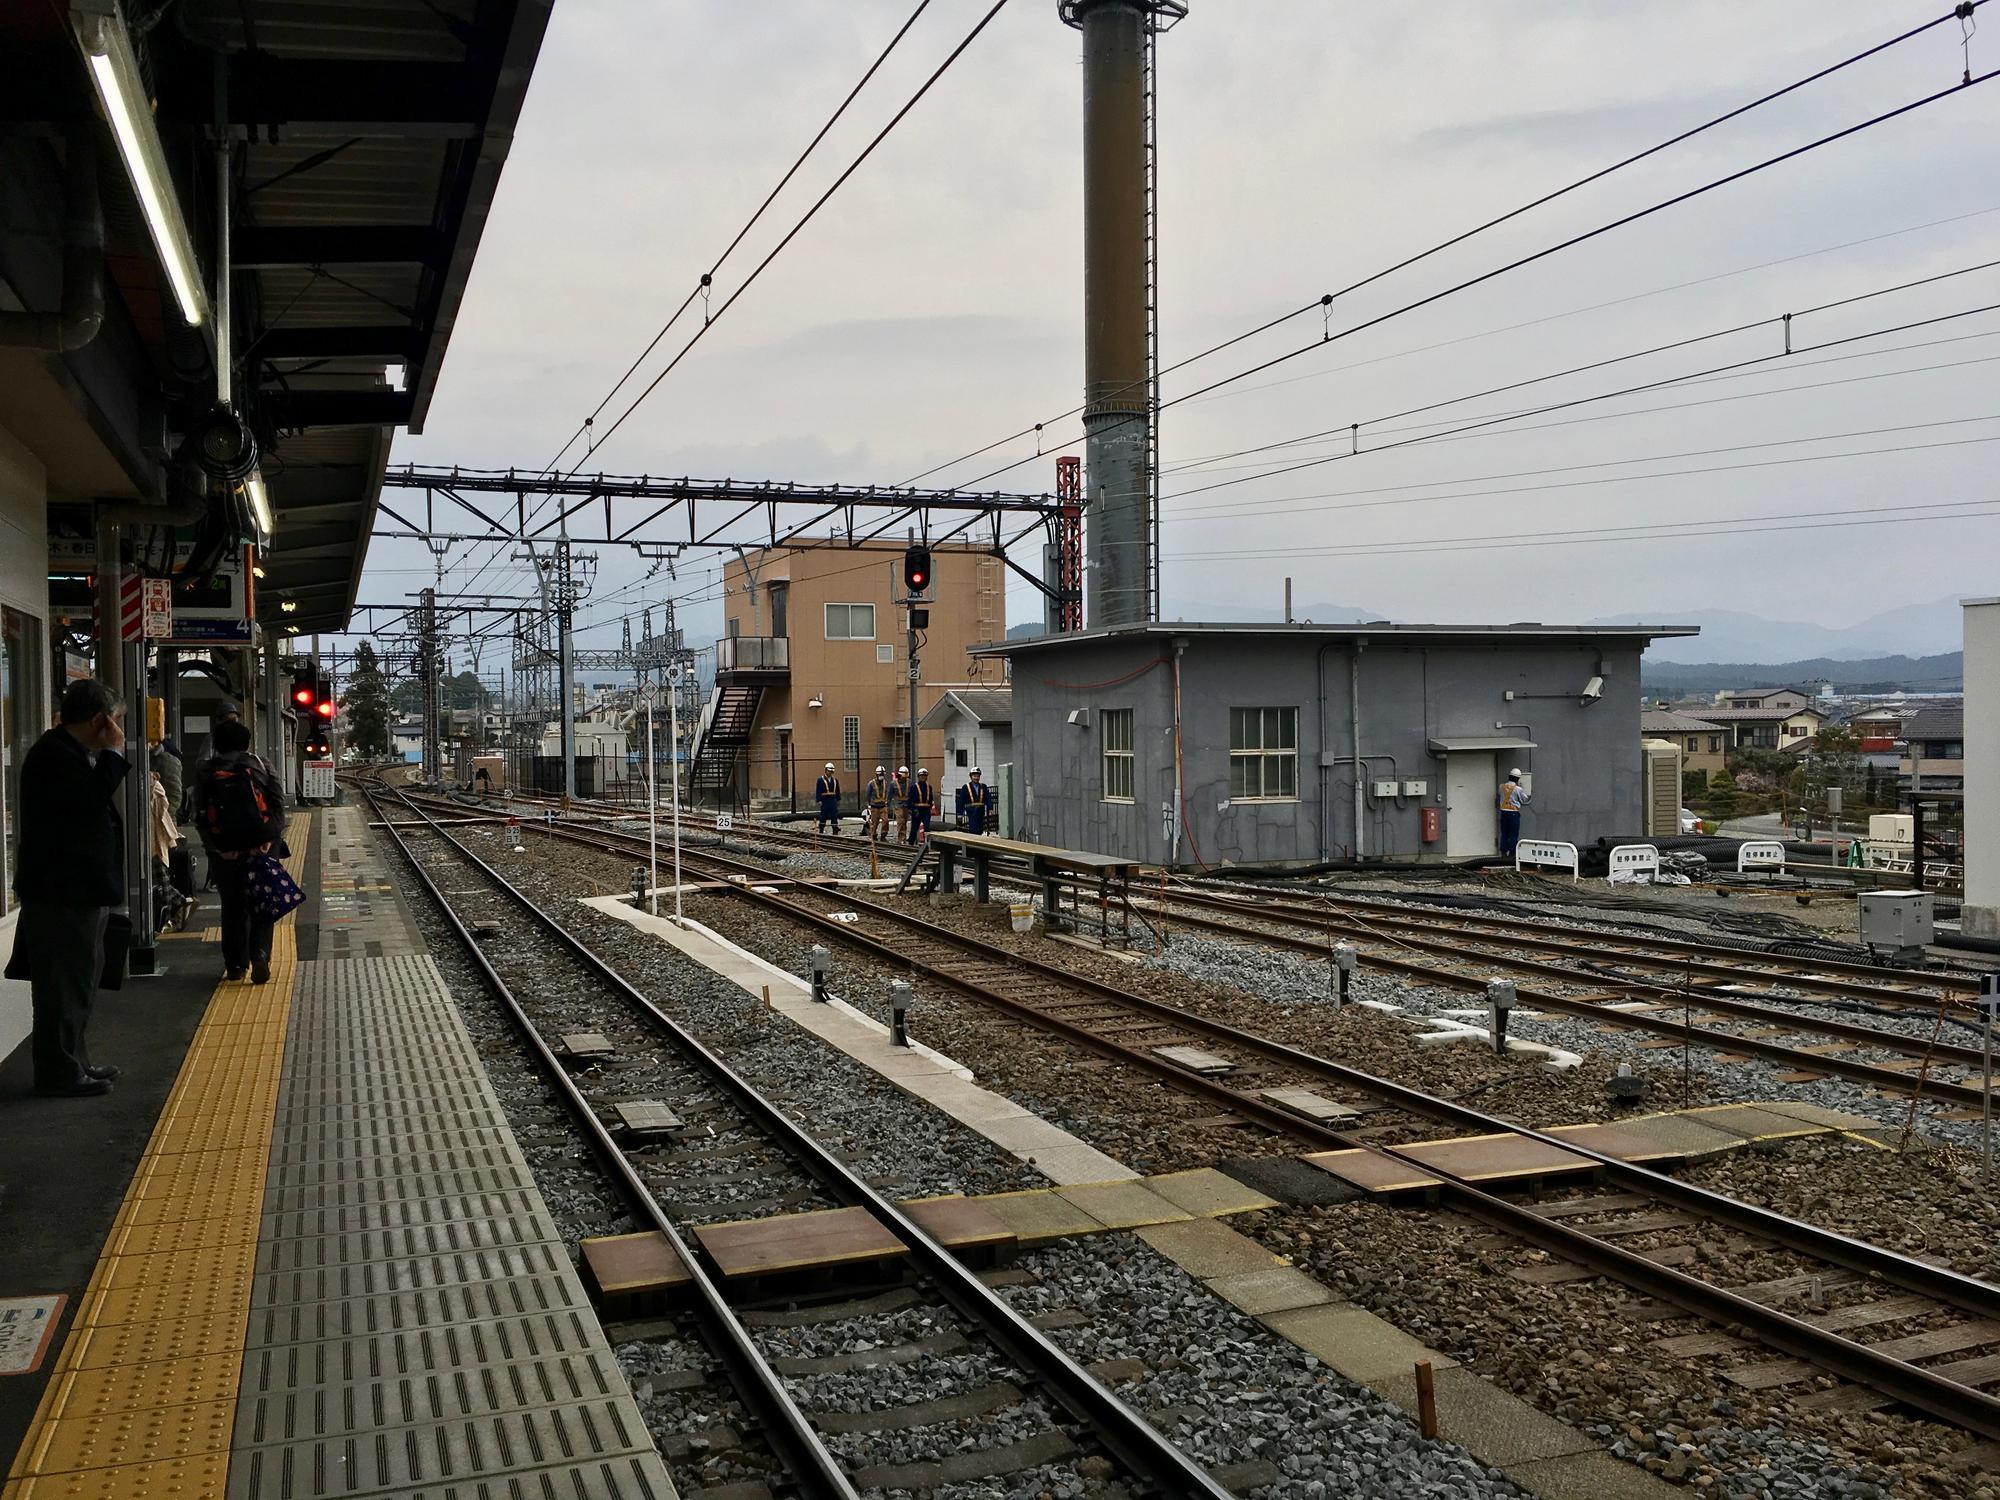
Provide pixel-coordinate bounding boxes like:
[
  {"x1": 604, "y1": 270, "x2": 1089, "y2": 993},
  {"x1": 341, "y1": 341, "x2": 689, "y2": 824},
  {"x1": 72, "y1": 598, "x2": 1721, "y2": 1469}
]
[
  {"x1": 1641, "y1": 652, "x2": 1963, "y2": 697},
  {"x1": 1589, "y1": 596, "x2": 1969, "y2": 665}
]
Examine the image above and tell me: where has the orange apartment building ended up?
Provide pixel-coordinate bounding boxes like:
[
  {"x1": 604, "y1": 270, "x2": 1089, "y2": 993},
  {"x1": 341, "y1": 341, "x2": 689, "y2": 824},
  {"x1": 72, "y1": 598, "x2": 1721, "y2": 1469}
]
[{"x1": 690, "y1": 542, "x2": 1006, "y2": 808}]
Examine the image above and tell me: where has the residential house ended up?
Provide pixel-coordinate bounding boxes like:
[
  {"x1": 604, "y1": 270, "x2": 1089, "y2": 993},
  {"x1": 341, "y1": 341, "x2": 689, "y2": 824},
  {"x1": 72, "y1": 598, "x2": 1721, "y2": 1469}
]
[
  {"x1": 1640, "y1": 710, "x2": 1728, "y2": 777},
  {"x1": 1718, "y1": 686, "x2": 1817, "y2": 711},
  {"x1": 1696, "y1": 704, "x2": 1828, "y2": 754},
  {"x1": 1899, "y1": 704, "x2": 1964, "y2": 794}
]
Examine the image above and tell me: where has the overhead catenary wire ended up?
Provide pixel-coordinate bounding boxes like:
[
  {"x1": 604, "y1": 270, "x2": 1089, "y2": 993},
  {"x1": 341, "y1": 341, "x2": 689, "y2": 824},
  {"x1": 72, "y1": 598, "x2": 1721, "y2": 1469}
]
[
  {"x1": 947, "y1": 63, "x2": 2000, "y2": 497},
  {"x1": 905, "y1": 2, "x2": 1994, "y2": 490},
  {"x1": 450, "y1": 0, "x2": 946, "y2": 608},
  {"x1": 575, "y1": 0, "x2": 1015, "y2": 469},
  {"x1": 1160, "y1": 257, "x2": 2000, "y2": 481},
  {"x1": 1161, "y1": 496, "x2": 2000, "y2": 563}
]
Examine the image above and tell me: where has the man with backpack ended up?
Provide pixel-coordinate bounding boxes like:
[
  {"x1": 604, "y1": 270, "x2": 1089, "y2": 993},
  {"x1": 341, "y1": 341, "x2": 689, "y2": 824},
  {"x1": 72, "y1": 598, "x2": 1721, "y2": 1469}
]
[{"x1": 194, "y1": 718, "x2": 288, "y2": 982}]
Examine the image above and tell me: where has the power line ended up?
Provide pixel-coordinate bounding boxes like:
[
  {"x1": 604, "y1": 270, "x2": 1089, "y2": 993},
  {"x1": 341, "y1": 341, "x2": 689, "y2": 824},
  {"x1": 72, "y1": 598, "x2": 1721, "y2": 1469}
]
[
  {"x1": 577, "y1": 0, "x2": 1014, "y2": 469},
  {"x1": 1163, "y1": 300, "x2": 2000, "y2": 502},
  {"x1": 1166, "y1": 331, "x2": 2000, "y2": 476},
  {"x1": 1160, "y1": 259, "x2": 2000, "y2": 479},
  {"x1": 1162, "y1": 497, "x2": 2000, "y2": 563},
  {"x1": 445, "y1": 3, "x2": 944, "y2": 615},
  {"x1": 1169, "y1": 420, "x2": 2000, "y2": 527},
  {"x1": 946, "y1": 63, "x2": 2000, "y2": 495},
  {"x1": 907, "y1": 4, "x2": 1994, "y2": 490}
]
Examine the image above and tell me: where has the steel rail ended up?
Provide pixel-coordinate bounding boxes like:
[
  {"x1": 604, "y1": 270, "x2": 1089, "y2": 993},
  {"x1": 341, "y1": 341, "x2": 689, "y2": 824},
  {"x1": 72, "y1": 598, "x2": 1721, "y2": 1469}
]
[
  {"x1": 381, "y1": 786, "x2": 1235, "y2": 1499},
  {"x1": 483, "y1": 800, "x2": 1994, "y2": 1106},
  {"x1": 1167, "y1": 882, "x2": 1981, "y2": 1001},
  {"x1": 502, "y1": 806, "x2": 2000, "y2": 1439},
  {"x1": 1143, "y1": 900, "x2": 1995, "y2": 1106},
  {"x1": 364, "y1": 788, "x2": 860, "y2": 1499}
]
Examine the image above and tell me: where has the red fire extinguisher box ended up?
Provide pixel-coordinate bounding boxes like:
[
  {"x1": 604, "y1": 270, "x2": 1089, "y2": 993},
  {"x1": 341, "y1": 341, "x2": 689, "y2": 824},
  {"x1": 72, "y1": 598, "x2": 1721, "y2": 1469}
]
[{"x1": 1421, "y1": 807, "x2": 1441, "y2": 843}]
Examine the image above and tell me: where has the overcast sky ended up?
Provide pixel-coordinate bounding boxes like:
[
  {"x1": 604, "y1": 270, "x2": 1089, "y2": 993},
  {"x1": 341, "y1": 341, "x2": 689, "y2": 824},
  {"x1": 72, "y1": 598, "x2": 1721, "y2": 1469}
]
[{"x1": 358, "y1": 0, "x2": 2000, "y2": 670}]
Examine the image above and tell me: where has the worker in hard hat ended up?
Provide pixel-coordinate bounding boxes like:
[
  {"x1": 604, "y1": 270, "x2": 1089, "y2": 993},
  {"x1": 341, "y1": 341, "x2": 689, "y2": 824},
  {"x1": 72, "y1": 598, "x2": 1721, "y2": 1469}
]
[
  {"x1": 863, "y1": 765, "x2": 893, "y2": 842},
  {"x1": 905, "y1": 766, "x2": 936, "y2": 845},
  {"x1": 891, "y1": 765, "x2": 912, "y2": 842},
  {"x1": 814, "y1": 761, "x2": 842, "y2": 836},
  {"x1": 1499, "y1": 767, "x2": 1531, "y2": 857},
  {"x1": 961, "y1": 766, "x2": 992, "y2": 836}
]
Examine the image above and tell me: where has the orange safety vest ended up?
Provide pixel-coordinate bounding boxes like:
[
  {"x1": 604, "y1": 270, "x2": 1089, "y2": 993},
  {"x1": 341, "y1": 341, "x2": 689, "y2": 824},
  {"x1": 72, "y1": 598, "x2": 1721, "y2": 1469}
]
[
  {"x1": 910, "y1": 779, "x2": 936, "y2": 812},
  {"x1": 965, "y1": 781, "x2": 991, "y2": 809},
  {"x1": 866, "y1": 778, "x2": 891, "y2": 808},
  {"x1": 1499, "y1": 781, "x2": 1527, "y2": 812},
  {"x1": 816, "y1": 775, "x2": 840, "y2": 801}
]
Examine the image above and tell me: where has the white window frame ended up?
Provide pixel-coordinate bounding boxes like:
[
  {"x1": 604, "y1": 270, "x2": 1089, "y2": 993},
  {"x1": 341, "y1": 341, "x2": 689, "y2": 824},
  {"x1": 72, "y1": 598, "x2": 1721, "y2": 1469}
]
[
  {"x1": 1229, "y1": 706, "x2": 1300, "y2": 801},
  {"x1": 842, "y1": 715, "x2": 861, "y2": 772},
  {"x1": 824, "y1": 602, "x2": 876, "y2": 641},
  {"x1": 1101, "y1": 708, "x2": 1134, "y2": 803}
]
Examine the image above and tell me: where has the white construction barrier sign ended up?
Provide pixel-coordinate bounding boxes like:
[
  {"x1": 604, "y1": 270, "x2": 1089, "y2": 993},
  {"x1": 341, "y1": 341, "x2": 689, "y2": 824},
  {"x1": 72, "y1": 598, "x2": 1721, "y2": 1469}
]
[
  {"x1": 1515, "y1": 839, "x2": 1580, "y2": 880},
  {"x1": 1737, "y1": 839, "x2": 1787, "y2": 875},
  {"x1": 1607, "y1": 843, "x2": 1660, "y2": 884}
]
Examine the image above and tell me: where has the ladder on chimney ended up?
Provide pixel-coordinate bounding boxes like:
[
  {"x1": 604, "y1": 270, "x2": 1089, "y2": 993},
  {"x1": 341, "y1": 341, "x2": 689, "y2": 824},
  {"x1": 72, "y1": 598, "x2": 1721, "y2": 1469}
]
[{"x1": 1142, "y1": 10, "x2": 1162, "y2": 624}]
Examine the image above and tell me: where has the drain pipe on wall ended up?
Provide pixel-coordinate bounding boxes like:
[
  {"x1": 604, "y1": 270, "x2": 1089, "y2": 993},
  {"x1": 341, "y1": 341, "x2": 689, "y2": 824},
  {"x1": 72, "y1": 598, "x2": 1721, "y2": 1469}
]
[
  {"x1": 1316, "y1": 641, "x2": 1337, "y2": 861},
  {"x1": 1170, "y1": 637, "x2": 1186, "y2": 868},
  {"x1": 1351, "y1": 641, "x2": 1367, "y2": 862}
]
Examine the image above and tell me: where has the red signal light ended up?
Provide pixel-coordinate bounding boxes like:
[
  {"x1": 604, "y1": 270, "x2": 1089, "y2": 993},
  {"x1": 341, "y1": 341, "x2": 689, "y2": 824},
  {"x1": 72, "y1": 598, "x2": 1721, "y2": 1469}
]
[{"x1": 315, "y1": 699, "x2": 335, "y2": 718}]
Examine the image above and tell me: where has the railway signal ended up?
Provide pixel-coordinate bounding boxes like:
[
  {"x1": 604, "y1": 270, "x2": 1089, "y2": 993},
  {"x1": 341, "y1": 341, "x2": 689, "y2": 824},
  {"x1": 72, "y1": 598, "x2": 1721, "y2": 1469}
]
[
  {"x1": 291, "y1": 673, "x2": 315, "y2": 710},
  {"x1": 902, "y1": 544, "x2": 930, "y2": 596}
]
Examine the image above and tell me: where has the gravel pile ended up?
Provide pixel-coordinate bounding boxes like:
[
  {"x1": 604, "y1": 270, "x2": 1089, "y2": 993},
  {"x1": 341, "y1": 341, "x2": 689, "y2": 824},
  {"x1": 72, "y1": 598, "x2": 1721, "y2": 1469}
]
[{"x1": 996, "y1": 1236, "x2": 1529, "y2": 1499}]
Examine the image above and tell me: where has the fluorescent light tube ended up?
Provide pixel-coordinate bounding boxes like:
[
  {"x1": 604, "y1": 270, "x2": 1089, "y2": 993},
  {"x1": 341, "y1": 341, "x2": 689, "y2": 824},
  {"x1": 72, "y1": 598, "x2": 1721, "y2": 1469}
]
[
  {"x1": 73, "y1": 6, "x2": 208, "y2": 327},
  {"x1": 246, "y1": 472, "x2": 273, "y2": 535}
]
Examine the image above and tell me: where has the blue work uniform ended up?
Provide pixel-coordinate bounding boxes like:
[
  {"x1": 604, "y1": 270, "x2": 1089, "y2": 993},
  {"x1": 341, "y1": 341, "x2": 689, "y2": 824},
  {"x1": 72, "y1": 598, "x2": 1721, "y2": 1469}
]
[
  {"x1": 1498, "y1": 777, "x2": 1528, "y2": 856},
  {"x1": 906, "y1": 777, "x2": 936, "y2": 843},
  {"x1": 963, "y1": 778, "x2": 992, "y2": 835},
  {"x1": 814, "y1": 773, "x2": 841, "y2": 833}
]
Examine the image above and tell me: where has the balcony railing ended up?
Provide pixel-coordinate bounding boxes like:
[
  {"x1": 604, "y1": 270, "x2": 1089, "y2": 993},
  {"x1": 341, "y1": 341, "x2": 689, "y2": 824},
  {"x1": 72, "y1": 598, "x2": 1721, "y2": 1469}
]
[{"x1": 716, "y1": 635, "x2": 789, "y2": 675}]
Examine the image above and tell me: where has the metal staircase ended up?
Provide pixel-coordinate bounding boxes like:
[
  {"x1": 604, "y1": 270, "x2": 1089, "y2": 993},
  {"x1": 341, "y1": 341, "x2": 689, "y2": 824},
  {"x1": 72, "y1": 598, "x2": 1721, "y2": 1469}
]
[{"x1": 687, "y1": 682, "x2": 764, "y2": 809}]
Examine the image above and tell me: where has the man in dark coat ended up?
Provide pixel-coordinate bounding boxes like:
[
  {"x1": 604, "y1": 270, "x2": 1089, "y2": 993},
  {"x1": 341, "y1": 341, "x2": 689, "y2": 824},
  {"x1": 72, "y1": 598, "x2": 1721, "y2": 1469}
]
[
  {"x1": 13, "y1": 679, "x2": 129, "y2": 1097},
  {"x1": 193, "y1": 717, "x2": 287, "y2": 984}
]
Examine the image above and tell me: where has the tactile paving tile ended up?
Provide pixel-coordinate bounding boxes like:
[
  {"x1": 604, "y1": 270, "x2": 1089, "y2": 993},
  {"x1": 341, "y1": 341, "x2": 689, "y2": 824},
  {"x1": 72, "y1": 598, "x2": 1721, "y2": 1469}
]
[
  {"x1": 226, "y1": 949, "x2": 671, "y2": 1497},
  {"x1": 228, "y1": 1399, "x2": 656, "y2": 1500}
]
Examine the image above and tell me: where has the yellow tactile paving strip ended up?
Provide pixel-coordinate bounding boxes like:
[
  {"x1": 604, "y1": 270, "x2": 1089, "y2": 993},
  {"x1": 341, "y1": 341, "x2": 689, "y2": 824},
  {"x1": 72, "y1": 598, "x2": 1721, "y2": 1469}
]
[{"x1": 3, "y1": 818, "x2": 310, "y2": 1500}]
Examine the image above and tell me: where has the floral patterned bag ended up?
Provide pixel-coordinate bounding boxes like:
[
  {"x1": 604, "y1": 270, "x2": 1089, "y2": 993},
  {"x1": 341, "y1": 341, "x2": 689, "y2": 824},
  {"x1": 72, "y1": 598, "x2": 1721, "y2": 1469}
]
[{"x1": 245, "y1": 852, "x2": 305, "y2": 920}]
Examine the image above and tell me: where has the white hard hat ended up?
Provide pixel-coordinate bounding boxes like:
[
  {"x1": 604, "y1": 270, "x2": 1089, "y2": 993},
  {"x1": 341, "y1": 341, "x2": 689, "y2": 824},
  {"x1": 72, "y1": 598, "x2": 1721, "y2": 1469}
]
[
  {"x1": 875, "y1": 765, "x2": 885, "y2": 774},
  {"x1": 825, "y1": 762, "x2": 835, "y2": 770},
  {"x1": 917, "y1": 766, "x2": 928, "y2": 775},
  {"x1": 897, "y1": 765, "x2": 908, "y2": 774},
  {"x1": 970, "y1": 766, "x2": 982, "y2": 774},
  {"x1": 1509, "y1": 767, "x2": 1524, "y2": 778}
]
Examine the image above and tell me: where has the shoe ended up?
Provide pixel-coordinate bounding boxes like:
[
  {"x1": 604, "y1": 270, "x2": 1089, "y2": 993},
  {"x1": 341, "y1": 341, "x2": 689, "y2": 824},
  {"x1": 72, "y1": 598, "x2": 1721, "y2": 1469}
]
[
  {"x1": 226, "y1": 967, "x2": 245, "y2": 982},
  {"x1": 36, "y1": 1077, "x2": 111, "y2": 1098},
  {"x1": 251, "y1": 958, "x2": 271, "y2": 984},
  {"x1": 85, "y1": 1064, "x2": 120, "y2": 1082}
]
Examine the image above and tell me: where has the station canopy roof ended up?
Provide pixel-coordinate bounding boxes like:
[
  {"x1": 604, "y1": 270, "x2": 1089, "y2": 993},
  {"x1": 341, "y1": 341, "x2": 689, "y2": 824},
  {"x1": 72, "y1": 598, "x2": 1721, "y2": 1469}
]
[{"x1": 0, "y1": 0, "x2": 551, "y2": 637}]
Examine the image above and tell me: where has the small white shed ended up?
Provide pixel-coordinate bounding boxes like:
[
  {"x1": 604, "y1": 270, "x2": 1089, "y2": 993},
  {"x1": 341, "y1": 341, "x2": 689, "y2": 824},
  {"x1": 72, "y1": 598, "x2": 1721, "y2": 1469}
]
[{"x1": 919, "y1": 687, "x2": 1013, "y2": 835}]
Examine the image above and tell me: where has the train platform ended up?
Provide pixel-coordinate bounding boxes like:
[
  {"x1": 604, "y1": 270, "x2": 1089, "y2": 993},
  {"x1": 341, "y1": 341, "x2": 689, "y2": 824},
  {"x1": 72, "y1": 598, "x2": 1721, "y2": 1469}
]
[{"x1": 0, "y1": 805, "x2": 673, "y2": 1500}]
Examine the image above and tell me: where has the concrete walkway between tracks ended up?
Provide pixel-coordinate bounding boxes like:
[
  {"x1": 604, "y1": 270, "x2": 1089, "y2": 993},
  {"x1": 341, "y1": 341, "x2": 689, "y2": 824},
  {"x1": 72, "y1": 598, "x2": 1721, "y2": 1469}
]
[{"x1": 590, "y1": 891, "x2": 1677, "y2": 1499}]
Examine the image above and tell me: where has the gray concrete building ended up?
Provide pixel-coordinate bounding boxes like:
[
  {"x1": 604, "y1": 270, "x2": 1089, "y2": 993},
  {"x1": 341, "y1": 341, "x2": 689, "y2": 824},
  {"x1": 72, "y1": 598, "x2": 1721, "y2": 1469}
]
[{"x1": 980, "y1": 622, "x2": 1696, "y2": 868}]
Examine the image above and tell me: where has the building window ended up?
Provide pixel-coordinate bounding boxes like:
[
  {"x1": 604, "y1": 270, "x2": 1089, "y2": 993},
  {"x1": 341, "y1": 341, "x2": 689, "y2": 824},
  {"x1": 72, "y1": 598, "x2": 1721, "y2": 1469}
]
[
  {"x1": 876, "y1": 643, "x2": 894, "y2": 664},
  {"x1": 1230, "y1": 706, "x2": 1298, "y2": 799},
  {"x1": 825, "y1": 603, "x2": 875, "y2": 640},
  {"x1": 842, "y1": 715, "x2": 860, "y2": 771},
  {"x1": 1710, "y1": 736, "x2": 1722, "y2": 754},
  {"x1": 1101, "y1": 708, "x2": 1134, "y2": 801}
]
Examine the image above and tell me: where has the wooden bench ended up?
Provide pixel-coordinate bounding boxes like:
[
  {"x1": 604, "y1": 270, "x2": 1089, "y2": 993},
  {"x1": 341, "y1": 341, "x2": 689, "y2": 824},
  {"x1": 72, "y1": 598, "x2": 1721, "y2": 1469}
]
[{"x1": 916, "y1": 831, "x2": 1140, "y2": 941}]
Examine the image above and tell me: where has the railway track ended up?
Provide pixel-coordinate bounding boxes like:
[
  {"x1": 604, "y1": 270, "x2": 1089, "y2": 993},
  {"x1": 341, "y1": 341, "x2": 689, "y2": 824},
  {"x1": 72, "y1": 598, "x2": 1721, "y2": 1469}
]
[
  {"x1": 369, "y1": 783, "x2": 1237, "y2": 1499},
  {"x1": 438, "y1": 793, "x2": 2000, "y2": 1441}
]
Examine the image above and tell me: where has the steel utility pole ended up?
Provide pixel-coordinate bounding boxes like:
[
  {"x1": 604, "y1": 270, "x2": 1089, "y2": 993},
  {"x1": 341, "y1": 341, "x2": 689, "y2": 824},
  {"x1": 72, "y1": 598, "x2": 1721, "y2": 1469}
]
[
  {"x1": 418, "y1": 587, "x2": 440, "y2": 781},
  {"x1": 556, "y1": 536, "x2": 576, "y2": 801}
]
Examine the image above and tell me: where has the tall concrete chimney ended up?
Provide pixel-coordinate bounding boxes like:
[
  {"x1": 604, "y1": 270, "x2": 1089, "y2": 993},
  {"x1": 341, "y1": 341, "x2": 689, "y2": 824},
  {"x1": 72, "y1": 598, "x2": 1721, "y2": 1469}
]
[{"x1": 1063, "y1": 1, "x2": 1183, "y2": 627}]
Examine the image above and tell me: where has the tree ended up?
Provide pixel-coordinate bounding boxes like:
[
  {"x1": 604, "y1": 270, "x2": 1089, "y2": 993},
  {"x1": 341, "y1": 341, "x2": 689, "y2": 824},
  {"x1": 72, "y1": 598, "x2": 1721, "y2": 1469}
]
[
  {"x1": 342, "y1": 641, "x2": 392, "y2": 759},
  {"x1": 1706, "y1": 770, "x2": 1740, "y2": 821},
  {"x1": 447, "y1": 670, "x2": 487, "y2": 711}
]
